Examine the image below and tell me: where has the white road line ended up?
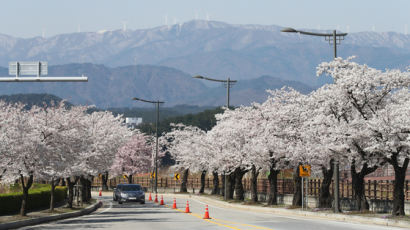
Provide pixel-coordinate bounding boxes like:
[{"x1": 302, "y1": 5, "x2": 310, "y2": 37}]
[
  {"x1": 172, "y1": 197, "x2": 228, "y2": 211},
  {"x1": 91, "y1": 199, "x2": 113, "y2": 215}
]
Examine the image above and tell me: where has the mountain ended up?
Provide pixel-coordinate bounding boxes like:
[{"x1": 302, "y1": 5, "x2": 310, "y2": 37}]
[
  {"x1": 0, "y1": 64, "x2": 313, "y2": 107},
  {"x1": 0, "y1": 20, "x2": 409, "y2": 87}
]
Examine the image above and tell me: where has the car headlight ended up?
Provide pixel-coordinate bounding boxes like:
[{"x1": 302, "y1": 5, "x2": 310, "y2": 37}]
[{"x1": 121, "y1": 193, "x2": 128, "y2": 197}]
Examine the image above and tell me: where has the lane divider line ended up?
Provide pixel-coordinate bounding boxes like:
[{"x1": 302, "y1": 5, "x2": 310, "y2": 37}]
[
  {"x1": 161, "y1": 198, "x2": 273, "y2": 230},
  {"x1": 169, "y1": 204, "x2": 242, "y2": 230},
  {"x1": 212, "y1": 217, "x2": 274, "y2": 230}
]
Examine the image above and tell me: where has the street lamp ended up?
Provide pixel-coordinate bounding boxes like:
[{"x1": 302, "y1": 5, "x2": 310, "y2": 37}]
[
  {"x1": 193, "y1": 75, "x2": 237, "y2": 109},
  {"x1": 132, "y1": 97, "x2": 164, "y2": 194},
  {"x1": 193, "y1": 75, "x2": 237, "y2": 201},
  {"x1": 281, "y1": 27, "x2": 348, "y2": 213},
  {"x1": 281, "y1": 27, "x2": 347, "y2": 59}
]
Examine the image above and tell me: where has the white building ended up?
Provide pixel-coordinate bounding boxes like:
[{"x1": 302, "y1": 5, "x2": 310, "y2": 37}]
[{"x1": 125, "y1": 117, "x2": 143, "y2": 128}]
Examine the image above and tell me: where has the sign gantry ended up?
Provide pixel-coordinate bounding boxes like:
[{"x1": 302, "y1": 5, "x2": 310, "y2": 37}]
[{"x1": 0, "y1": 61, "x2": 88, "y2": 82}]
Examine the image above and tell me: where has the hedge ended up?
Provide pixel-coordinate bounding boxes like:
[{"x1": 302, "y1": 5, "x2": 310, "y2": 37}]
[{"x1": 0, "y1": 185, "x2": 67, "y2": 215}]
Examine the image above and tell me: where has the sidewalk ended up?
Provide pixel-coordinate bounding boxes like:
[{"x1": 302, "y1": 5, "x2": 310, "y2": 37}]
[
  {"x1": 162, "y1": 193, "x2": 410, "y2": 229},
  {"x1": 0, "y1": 200, "x2": 102, "y2": 230}
]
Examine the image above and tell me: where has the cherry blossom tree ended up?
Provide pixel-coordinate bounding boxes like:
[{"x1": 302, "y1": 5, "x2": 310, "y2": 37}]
[
  {"x1": 111, "y1": 131, "x2": 152, "y2": 183},
  {"x1": 366, "y1": 89, "x2": 410, "y2": 215},
  {"x1": 207, "y1": 107, "x2": 256, "y2": 200},
  {"x1": 0, "y1": 103, "x2": 42, "y2": 216},
  {"x1": 255, "y1": 88, "x2": 309, "y2": 205},
  {"x1": 161, "y1": 124, "x2": 209, "y2": 193},
  {"x1": 316, "y1": 57, "x2": 410, "y2": 213},
  {"x1": 32, "y1": 102, "x2": 93, "y2": 211},
  {"x1": 76, "y1": 110, "x2": 131, "y2": 201}
]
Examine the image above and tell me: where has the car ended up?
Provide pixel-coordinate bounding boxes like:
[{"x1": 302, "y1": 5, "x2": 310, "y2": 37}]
[{"x1": 113, "y1": 184, "x2": 145, "y2": 204}]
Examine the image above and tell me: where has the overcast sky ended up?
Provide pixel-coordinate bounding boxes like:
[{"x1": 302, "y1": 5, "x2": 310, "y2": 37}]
[{"x1": 2, "y1": 0, "x2": 409, "y2": 38}]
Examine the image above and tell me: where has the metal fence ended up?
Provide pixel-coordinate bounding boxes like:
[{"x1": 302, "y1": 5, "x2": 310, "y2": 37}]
[{"x1": 92, "y1": 176, "x2": 410, "y2": 201}]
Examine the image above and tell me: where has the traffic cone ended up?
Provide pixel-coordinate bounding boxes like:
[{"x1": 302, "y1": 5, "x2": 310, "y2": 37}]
[
  {"x1": 154, "y1": 194, "x2": 158, "y2": 203},
  {"x1": 172, "y1": 198, "x2": 177, "y2": 209},
  {"x1": 99, "y1": 188, "x2": 102, "y2": 197},
  {"x1": 185, "y1": 200, "x2": 190, "y2": 213},
  {"x1": 160, "y1": 195, "x2": 165, "y2": 205},
  {"x1": 203, "y1": 205, "x2": 210, "y2": 219},
  {"x1": 148, "y1": 193, "x2": 152, "y2": 201}
]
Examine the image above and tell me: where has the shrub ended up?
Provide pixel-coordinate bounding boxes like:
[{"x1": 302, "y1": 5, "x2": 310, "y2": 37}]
[{"x1": 0, "y1": 185, "x2": 67, "y2": 215}]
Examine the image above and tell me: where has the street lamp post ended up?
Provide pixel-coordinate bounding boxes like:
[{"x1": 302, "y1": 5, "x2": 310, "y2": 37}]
[
  {"x1": 132, "y1": 97, "x2": 164, "y2": 194},
  {"x1": 281, "y1": 27, "x2": 347, "y2": 213},
  {"x1": 193, "y1": 75, "x2": 237, "y2": 201}
]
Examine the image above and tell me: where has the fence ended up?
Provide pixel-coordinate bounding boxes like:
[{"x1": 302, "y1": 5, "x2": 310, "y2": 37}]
[{"x1": 92, "y1": 176, "x2": 410, "y2": 201}]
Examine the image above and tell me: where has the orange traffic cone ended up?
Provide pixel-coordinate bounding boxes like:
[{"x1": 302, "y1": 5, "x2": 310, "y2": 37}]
[
  {"x1": 203, "y1": 205, "x2": 210, "y2": 219},
  {"x1": 99, "y1": 189, "x2": 102, "y2": 197},
  {"x1": 172, "y1": 198, "x2": 177, "y2": 209},
  {"x1": 185, "y1": 200, "x2": 190, "y2": 213},
  {"x1": 160, "y1": 195, "x2": 165, "y2": 205},
  {"x1": 148, "y1": 193, "x2": 152, "y2": 201},
  {"x1": 154, "y1": 194, "x2": 158, "y2": 203}
]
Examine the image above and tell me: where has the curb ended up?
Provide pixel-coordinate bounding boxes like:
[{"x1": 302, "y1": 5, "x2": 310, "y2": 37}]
[
  {"x1": 162, "y1": 193, "x2": 409, "y2": 229},
  {"x1": 0, "y1": 201, "x2": 103, "y2": 230}
]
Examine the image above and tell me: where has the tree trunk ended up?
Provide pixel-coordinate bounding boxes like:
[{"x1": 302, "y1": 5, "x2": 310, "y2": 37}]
[
  {"x1": 49, "y1": 178, "x2": 60, "y2": 212},
  {"x1": 66, "y1": 177, "x2": 79, "y2": 209},
  {"x1": 221, "y1": 173, "x2": 225, "y2": 196},
  {"x1": 199, "y1": 171, "x2": 206, "y2": 194},
  {"x1": 351, "y1": 162, "x2": 378, "y2": 211},
  {"x1": 102, "y1": 171, "x2": 109, "y2": 191},
  {"x1": 80, "y1": 176, "x2": 88, "y2": 203},
  {"x1": 267, "y1": 167, "x2": 280, "y2": 205},
  {"x1": 391, "y1": 157, "x2": 409, "y2": 216},
  {"x1": 319, "y1": 160, "x2": 334, "y2": 208},
  {"x1": 250, "y1": 165, "x2": 260, "y2": 203},
  {"x1": 180, "y1": 169, "x2": 189, "y2": 193},
  {"x1": 226, "y1": 172, "x2": 235, "y2": 199},
  {"x1": 234, "y1": 168, "x2": 247, "y2": 201},
  {"x1": 128, "y1": 174, "x2": 133, "y2": 184},
  {"x1": 87, "y1": 176, "x2": 92, "y2": 201},
  {"x1": 292, "y1": 166, "x2": 302, "y2": 206},
  {"x1": 211, "y1": 171, "x2": 219, "y2": 195},
  {"x1": 20, "y1": 174, "x2": 33, "y2": 216}
]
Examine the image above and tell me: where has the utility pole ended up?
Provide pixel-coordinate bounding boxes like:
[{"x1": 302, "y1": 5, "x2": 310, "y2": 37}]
[
  {"x1": 133, "y1": 97, "x2": 164, "y2": 194},
  {"x1": 281, "y1": 27, "x2": 347, "y2": 213},
  {"x1": 193, "y1": 75, "x2": 236, "y2": 200}
]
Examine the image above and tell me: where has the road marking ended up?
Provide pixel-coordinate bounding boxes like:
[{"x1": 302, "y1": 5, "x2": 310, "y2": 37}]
[
  {"x1": 175, "y1": 195, "x2": 228, "y2": 210},
  {"x1": 212, "y1": 217, "x2": 274, "y2": 230},
  {"x1": 161, "y1": 203, "x2": 269, "y2": 230},
  {"x1": 93, "y1": 199, "x2": 113, "y2": 215},
  {"x1": 175, "y1": 197, "x2": 274, "y2": 230}
]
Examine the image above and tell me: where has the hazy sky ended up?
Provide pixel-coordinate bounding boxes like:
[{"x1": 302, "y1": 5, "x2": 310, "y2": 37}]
[{"x1": 2, "y1": 0, "x2": 409, "y2": 38}]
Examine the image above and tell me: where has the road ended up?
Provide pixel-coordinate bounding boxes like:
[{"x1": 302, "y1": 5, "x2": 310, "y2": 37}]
[{"x1": 20, "y1": 194, "x2": 406, "y2": 230}]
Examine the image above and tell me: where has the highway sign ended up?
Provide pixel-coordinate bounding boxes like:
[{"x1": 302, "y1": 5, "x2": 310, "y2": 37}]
[
  {"x1": 9, "y1": 61, "x2": 48, "y2": 76},
  {"x1": 174, "y1": 173, "x2": 180, "y2": 180},
  {"x1": 1, "y1": 61, "x2": 88, "y2": 82},
  {"x1": 299, "y1": 165, "x2": 311, "y2": 177}
]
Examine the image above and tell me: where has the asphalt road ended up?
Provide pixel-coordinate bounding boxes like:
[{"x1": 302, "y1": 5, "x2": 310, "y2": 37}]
[{"x1": 20, "y1": 194, "x2": 406, "y2": 230}]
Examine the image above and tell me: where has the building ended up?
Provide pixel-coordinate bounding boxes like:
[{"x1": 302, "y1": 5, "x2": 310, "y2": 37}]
[{"x1": 125, "y1": 117, "x2": 143, "y2": 129}]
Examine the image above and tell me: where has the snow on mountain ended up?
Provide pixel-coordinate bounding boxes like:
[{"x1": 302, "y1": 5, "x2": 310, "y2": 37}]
[{"x1": 0, "y1": 20, "x2": 408, "y2": 87}]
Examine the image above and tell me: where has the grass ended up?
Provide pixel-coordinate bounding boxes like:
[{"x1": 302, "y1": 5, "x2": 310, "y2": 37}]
[{"x1": 9, "y1": 183, "x2": 50, "y2": 193}]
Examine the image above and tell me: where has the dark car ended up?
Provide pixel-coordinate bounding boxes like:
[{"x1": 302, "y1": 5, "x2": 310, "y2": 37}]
[{"x1": 113, "y1": 184, "x2": 145, "y2": 204}]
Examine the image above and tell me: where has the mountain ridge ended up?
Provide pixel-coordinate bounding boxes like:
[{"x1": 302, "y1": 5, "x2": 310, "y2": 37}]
[
  {"x1": 0, "y1": 63, "x2": 313, "y2": 107},
  {"x1": 0, "y1": 20, "x2": 408, "y2": 88}
]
